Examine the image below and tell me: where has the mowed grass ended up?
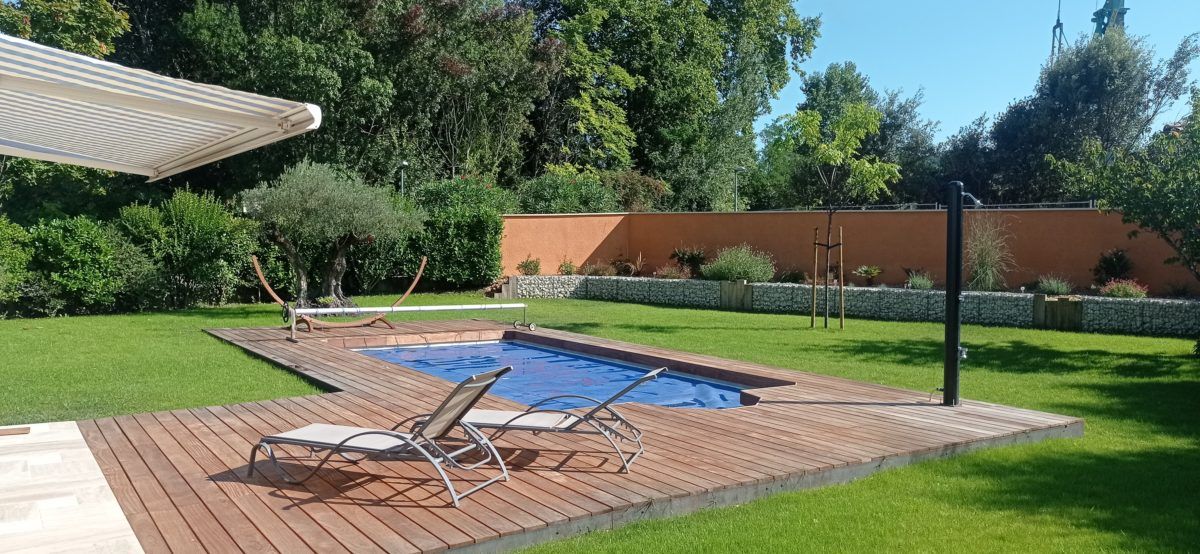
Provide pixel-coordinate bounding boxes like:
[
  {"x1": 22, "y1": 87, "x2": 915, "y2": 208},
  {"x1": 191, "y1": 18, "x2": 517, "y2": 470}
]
[{"x1": 1, "y1": 294, "x2": 1196, "y2": 551}]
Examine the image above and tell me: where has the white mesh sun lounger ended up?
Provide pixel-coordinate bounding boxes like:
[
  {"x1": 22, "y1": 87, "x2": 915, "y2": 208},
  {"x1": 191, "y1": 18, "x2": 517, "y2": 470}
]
[
  {"x1": 462, "y1": 367, "x2": 666, "y2": 472},
  {"x1": 247, "y1": 367, "x2": 511, "y2": 507}
]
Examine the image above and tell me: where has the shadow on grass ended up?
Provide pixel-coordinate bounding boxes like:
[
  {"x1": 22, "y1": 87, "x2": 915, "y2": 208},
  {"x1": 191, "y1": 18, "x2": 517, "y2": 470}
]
[
  {"x1": 948, "y1": 443, "x2": 1200, "y2": 551},
  {"x1": 822, "y1": 338, "x2": 1197, "y2": 378}
]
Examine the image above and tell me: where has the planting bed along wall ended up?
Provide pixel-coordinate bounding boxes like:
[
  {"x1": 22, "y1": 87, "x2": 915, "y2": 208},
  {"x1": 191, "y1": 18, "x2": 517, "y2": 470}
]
[{"x1": 507, "y1": 275, "x2": 1200, "y2": 337}]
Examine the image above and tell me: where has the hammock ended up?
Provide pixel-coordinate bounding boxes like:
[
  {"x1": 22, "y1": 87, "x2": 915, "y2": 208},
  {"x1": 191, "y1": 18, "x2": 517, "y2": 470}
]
[{"x1": 250, "y1": 255, "x2": 427, "y2": 333}]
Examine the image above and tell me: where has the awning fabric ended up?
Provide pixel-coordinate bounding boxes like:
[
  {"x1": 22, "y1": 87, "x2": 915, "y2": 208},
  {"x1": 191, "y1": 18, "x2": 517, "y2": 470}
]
[{"x1": 0, "y1": 33, "x2": 321, "y2": 181}]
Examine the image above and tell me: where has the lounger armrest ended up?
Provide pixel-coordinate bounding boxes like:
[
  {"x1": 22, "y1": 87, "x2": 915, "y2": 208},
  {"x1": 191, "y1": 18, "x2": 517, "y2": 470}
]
[
  {"x1": 526, "y1": 394, "x2": 606, "y2": 410},
  {"x1": 331, "y1": 430, "x2": 426, "y2": 454},
  {"x1": 392, "y1": 413, "x2": 432, "y2": 433},
  {"x1": 495, "y1": 408, "x2": 585, "y2": 429}
]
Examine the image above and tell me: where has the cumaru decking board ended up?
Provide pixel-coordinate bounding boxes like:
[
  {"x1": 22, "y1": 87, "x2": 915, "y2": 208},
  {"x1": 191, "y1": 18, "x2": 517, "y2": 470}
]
[{"x1": 79, "y1": 321, "x2": 1084, "y2": 553}]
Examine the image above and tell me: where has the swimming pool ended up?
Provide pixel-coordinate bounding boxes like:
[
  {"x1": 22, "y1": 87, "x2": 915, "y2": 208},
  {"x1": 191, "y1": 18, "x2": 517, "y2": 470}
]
[{"x1": 356, "y1": 340, "x2": 747, "y2": 409}]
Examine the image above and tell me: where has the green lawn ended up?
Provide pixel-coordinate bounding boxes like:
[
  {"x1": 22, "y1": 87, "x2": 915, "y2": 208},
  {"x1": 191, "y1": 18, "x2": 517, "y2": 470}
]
[{"x1": 1, "y1": 295, "x2": 1196, "y2": 552}]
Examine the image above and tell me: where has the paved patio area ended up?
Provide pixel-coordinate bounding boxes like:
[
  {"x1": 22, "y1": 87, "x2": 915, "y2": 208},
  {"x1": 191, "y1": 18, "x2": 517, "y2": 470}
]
[{"x1": 64, "y1": 320, "x2": 1082, "y2": 552}]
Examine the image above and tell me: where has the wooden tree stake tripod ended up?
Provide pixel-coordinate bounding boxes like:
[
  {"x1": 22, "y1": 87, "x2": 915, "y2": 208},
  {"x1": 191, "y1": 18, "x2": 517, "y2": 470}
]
[{"x1": 810, "y1": 226, "x2": 846, "y2": 329}]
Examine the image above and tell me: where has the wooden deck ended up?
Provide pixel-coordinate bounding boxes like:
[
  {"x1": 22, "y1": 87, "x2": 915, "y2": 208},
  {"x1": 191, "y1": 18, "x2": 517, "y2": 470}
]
[{"x1": 79, "y1": 320, "x2": 1083, "y2": 553}]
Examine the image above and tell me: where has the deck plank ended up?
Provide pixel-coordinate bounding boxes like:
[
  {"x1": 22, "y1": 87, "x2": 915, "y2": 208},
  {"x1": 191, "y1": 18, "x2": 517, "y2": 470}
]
[{"x1": 74, "y1": 321, "x2": 1081, "y2": 552}]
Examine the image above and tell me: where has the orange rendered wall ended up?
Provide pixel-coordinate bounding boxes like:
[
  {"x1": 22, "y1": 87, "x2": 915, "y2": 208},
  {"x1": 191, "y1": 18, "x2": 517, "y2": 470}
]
[{"x1": 501, "y1": 210, "x2": 1194, "y2": 294}]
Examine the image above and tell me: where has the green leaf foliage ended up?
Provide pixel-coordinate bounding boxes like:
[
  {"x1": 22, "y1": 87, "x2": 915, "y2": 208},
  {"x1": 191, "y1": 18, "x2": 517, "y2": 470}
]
[
  {"x1": 118, "y1": 191, "x2": 257, "y2": 308},
  {"x1": 27, "y1": 217, "x2": 132, "y2": 314},
  {"x1": 517, "y1": 171, "x2": 620, "y2": 214},
  {"x1": 407, "y1": 177, "x2": 516, "y2": 288},
  {"x1": 1054, "y1": 94, "x2": 1200, "y2": 286}
]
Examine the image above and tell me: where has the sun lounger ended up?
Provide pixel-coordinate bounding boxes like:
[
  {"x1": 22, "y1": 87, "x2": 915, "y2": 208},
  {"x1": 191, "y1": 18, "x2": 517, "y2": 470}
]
[
  {"x1": 247, "y1": 366, "x2": 511, "y2": 507},
  {"x1": 462, "y1": 367, "x2": 666, "y2": 472}
]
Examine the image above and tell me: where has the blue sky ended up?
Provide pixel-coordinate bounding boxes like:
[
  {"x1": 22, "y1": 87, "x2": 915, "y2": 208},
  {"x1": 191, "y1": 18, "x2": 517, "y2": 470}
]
[{"x1": 760, "y1": 0, "x2": 1200, "y2": 140}]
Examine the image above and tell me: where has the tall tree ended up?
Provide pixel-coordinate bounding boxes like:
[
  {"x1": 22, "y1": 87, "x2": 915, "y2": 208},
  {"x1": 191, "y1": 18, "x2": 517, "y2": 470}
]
[
  {"x1": 754, "y1": 62, "x2": 936, "y2": 209},
  {"x1": 769, "y1": 103, "x2": 900, "y2": 292},
  {"x1": 987, "y1": 32, "x2": 1199, "y2": 202},
  {"x1": 1053, "y1": 94, "x2": 1200, "y2": 285}
]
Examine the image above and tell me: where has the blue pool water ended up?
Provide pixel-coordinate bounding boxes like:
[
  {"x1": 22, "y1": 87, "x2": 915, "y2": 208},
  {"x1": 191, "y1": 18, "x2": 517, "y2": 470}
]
[{"x1": 357, "y1": 341, "x2": 746, "y2": 409}]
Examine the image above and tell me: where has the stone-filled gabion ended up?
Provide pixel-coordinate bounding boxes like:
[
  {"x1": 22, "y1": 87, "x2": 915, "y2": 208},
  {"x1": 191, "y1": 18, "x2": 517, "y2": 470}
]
[
  {"x1": 1082, "y1": 297, "x2": 1200, "y2": 336},
  {"x1": 962, "y1": 292, "x2": 1033, "y2": 327},
  {"x1": 512, "y1": 275, "x2": 586, "y2": 298},
  {"x1": 508, "y1": 275, "x2": 1199, "y2": 336}
]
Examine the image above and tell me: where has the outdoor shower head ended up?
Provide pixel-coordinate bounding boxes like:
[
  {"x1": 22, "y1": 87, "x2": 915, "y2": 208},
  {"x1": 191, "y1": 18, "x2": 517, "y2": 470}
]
[{"x1": 962, "y1": 193, "x2": 983, "y2": 208}]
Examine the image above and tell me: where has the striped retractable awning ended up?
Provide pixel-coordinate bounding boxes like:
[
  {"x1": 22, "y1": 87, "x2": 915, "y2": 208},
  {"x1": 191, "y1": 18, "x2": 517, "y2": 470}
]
[{"x1": 0, "y1": 33, "x2": 322, "y2": 181}]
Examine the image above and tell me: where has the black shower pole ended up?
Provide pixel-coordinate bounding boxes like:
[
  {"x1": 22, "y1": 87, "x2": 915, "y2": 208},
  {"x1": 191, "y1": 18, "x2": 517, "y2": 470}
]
[{"x1": 943, "y1": 181, "x2": 965, "y2": 407}]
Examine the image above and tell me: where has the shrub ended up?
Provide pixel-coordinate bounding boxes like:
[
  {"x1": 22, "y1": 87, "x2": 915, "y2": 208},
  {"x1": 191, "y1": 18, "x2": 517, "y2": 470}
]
[
  {"x1": 1093, "y1": 249, "x2": 1133, "y2": 285},
  {"x1": 579, "y1": 261, "x2": 617, "y2": 276},
  {"x1": 612, "y1": 253, "x2": 645, "y2": 277},
  {"x1": 347, "y1": 195, "x2": 424, "y2": 295},
  {"x1": 27, "y1": 217, "x2": 127, "y2": 314},
  {"x1": 653, "y1": 264, "x2": 690, "y2": 279},
  {"x1": 776, "y1": 268, "x2": 809, "y2": 284},
  {"x1": 405, "y1": 176, "x2": 511, "y2": 288},
  {"x1": 852, "y1": 265, "x2": 883, "y2": 286},
  {"x1": 119, "y1": 191, "x2": 256, "y2": 309},
  {"x1": 517, "y1": 172, "x2": 619, "y2": 214},
  {"x1": 906, "y1": 272, "x2": 935, "y2": 290},
  {"x1": 1099, "y1": 278, "x2": 1148, "y2": 298},
  {"x1": 0, "y1": 216, "x2": 32, "y2": 307},
  {"x1": 669, "y1": 246, "x2": 706, "y2": 275},
  {"x1": 1036, "y1": 275, "x2": 1074, "y2": 296},
  {"x1": 598, "y1": 170, "x2": 671, "y2": 212},
  {"x1": 966, "y1": 215, "x2": 1015, "y2": 291},
  {"x1": 557, "y1": 259, "x2": 576, "y2": 275},
  {"x1": 516, "y1": 256, "x2": 541, "y2": 276},
  {"x1": 699, "y1": 245, "x2": 775, "y2": 282}
]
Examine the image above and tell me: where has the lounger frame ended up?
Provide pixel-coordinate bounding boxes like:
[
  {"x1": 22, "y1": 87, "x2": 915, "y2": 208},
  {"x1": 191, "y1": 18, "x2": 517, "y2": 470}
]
[
  {"x1": 247, "y1": 367, "x2": 511, "y2": 507},
  {"x1": 468, "y1": 367, "x2": 666, "y2": 472}
]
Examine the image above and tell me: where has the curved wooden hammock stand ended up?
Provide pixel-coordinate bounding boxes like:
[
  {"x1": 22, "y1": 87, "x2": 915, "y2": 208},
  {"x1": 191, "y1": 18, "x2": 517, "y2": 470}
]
[{"x1": 250, "y1": 255, "x2": 427, "y2": 333}]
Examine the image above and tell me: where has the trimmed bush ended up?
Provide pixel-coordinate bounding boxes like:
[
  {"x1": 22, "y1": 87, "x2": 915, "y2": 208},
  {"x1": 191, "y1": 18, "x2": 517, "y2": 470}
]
[
  {"x1": 1036, "y1": 275, "x2": 1074, "y2": 296},
  {"x1": 699, "y1": 245, "x2": 775, "y2": 282},
  {"x1": 27, "y1": 217, "x2": 128, "y2": 314},
  {"x1": 1099, "y1": 279, "x2": 1148, "y2": 298},
  {"x1": 516, "y1": 256, "x2": 541, "y2": 276},
  {"x1": 517, "y1": 172, "x2": 619, "y2": 214},
  {"x1": 408, "y1": 177, "x2": 516, "y2": 288},
  {"x1": 0, "y1": 216, "x2": 31, "y2": 308}
]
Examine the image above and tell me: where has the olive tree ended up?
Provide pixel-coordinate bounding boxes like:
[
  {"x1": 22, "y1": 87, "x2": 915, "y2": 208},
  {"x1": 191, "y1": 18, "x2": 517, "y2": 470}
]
[{"x1": 242, "y1": 162, "x2": 423, "y2": 306}]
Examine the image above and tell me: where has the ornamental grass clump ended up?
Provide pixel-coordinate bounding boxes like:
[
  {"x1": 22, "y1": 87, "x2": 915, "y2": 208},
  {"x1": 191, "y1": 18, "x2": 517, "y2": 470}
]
[
  {"x1": 966, "y1": 214, "x2": 1015, "y2": 292},
  {"x1": 1100, "y1": 279, "x2": 1148, "y2": 298},
  {"x1": 906, "y1": 272, "x2": 935, "y2": 290},
  {"x1": 1036, "y1": 275, "x2": 1074, "y2": 296},
  {"x1": 699, "y1": 245, "x2": 775, "y2": 282}
]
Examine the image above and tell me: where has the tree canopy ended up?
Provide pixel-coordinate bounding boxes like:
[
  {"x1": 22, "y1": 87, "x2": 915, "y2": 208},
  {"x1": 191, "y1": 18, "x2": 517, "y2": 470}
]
[{"x1": 1054, "y1": 94, "x2": 1200, "y2": 285}]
